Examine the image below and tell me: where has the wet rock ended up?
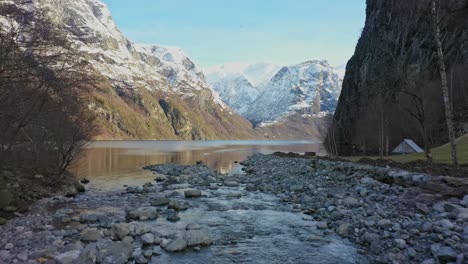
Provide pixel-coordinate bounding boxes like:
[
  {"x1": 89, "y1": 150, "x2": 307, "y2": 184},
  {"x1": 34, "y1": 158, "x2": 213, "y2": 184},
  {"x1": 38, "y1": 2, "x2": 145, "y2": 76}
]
[
  {"x1": 461, "y1": 195, "x2": 468, "y2": 206},
  {"x1": 54, "y1": 250, "x2": 81, "y2": 264},
  {"x1": 152, "y1": 246, "x2": 162, "y2": 255},
  {"x1": 184, "y1": 189, "x2": 202, "y2": 198},
  {"x1": 4, "y1": 243, "x2": 13, "y2": 250},
  {"x1": 168, "y1": 200, "x2": 189, "y2": 211},
  {"x1": 337, "y1": 223, "x2": 352, "y2": 237},
  {"x1": 434, "y1": 246, "x2": 457, "y2": 262},
  {"x1": 141, "y1": 233, "x2": 155, "y2": 245},
  {"x1": 246, "y1": 184, "x2": 257, "y2": 191},
  {"x1": 407, "y1": 247, "x2": 417, "y2": 258},
  {"x1": 0, "y1": 250, "x2": 10, "y2": 261},
  {"x1": 167, "y1": 214, "x2": 180, "y2": 222},
  {"x1": 127, "y1": 207, "x2": 158, "y2": 221},
  {"x1": 164, "y1": 237, "x2": 187, "y2": 252},
  {"x1": 343, "y1": 197, "x2": 359, "y2": 207},
  {"x1": 377, "y1": 219, "x2": 392, "y2": 228},
  {"x1": 80, "y1": 214, "x2": 99, "y2": 223},
  {"x1": 112, "y1": 223, "x2": 130, "y2": 240},
  {"x1": 225, "y1": 181, "x2": 239, "y2": 187},
  {"x1": 439, "y1": 219, "x2": 455, "y2": 230},
  {"x1": 81, "y1": 228, "x2": 103, "y2": 242},
  {"x1": 416, "y1": 203, "x2": 430, "y2": 214},
  {"x1": 150, "y1": 197, "x2": 170, "y2": 206},
  {"x1": 134, "y1": 225, "x2": 152, "y2": 235},
  {"x1": 184, "y1": 228, "x2": 213, "y2": 247},
  {"x1": 226, "y1": 192, "x2": 242, "y2": 198},
  {"x1": 16, "y1": 251, "x2": 28, "y2": 261},
  {"x1": 0, "y1": 217, "x2": 6, "y2": 225},
  {"x1": 394, "y1": 239, "x2": 406, "y2": 249},
  {"x1": 96, "y1": 240, "x2": 132, "y2": 264},
  {"x1": 316, "y1": 221, "x2": 328, "y2": 229}
]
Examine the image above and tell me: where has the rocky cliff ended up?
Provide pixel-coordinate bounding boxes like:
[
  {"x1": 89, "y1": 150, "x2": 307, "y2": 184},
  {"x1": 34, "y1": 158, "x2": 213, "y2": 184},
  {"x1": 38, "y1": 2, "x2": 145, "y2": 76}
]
[{"x1": 334, "y1": 0, "x2": 468, "y2": 155}]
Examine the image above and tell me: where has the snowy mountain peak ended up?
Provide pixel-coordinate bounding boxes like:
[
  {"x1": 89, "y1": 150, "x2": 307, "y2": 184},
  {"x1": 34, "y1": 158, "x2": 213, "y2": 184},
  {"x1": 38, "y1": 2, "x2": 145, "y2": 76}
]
[
  {"x1": 204, "y1": 62, "x2": 282, "y2": 87},
  {"x1": 240, "y1": 60, "x2": 341, "y2": 126}
]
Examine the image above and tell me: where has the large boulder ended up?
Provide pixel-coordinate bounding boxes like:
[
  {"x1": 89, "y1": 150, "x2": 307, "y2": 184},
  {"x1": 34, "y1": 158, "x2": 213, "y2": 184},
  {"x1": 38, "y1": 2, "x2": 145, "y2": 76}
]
[
  {"x1": 127, "y1": 207, "x2": 158, "y2": 221},
  {"x1": 96, "y1": 240, "x2": 132, "y2": 264},
  {"x1": 112, "y1": 224, "x2": 130, "y2": 240},
  {"x1": 183, "y1": 224, "x2": 213, "y2": 247},
  {"x1": 81, "y1": 228, "x2": 103, "y2": 242}
]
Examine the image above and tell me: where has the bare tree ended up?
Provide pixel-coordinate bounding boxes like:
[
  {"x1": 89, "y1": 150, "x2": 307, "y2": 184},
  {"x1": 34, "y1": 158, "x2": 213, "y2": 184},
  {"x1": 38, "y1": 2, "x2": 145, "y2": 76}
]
[
  {"x1": 0, "y1": 2, "x2": 97, "y2": 176},
  {"x1": 431, "y1": 0, "x2": 458, "y2": 166}
]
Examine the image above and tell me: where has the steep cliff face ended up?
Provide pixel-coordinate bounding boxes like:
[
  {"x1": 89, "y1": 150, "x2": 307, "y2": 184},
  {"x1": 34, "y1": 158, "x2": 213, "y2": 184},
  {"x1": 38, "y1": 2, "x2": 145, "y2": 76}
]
[
  {"x1": 2, "y1": 0, "x2": 260, "y2": 140},
  {"x1": 334, "y1": 0, "x2": 468, "y2": 155}
]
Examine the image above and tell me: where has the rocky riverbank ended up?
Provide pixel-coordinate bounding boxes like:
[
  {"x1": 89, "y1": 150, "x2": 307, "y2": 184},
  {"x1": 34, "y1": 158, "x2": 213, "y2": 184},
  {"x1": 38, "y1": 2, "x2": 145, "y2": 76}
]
[{"x1": 0, "y1": 154, "x2": 466, "y2": 263}]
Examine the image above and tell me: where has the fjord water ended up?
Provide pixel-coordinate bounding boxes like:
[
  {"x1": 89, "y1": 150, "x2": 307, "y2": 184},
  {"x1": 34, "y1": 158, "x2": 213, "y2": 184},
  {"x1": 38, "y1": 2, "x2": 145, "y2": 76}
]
[{"x1": 72, "y1": 140, "x2": 324, "y2": 191}]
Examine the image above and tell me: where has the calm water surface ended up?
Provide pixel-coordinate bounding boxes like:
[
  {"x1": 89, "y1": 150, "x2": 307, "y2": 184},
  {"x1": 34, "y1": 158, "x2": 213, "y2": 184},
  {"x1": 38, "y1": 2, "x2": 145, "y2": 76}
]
[{"x1": 72, "y1": 140, "x2": 324, "y2": 191}]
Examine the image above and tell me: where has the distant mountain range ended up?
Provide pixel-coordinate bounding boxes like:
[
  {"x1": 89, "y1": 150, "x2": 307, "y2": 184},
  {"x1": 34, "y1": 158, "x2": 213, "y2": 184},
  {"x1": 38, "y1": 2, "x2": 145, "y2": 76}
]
[
  {"x1": 2, "y1": 0, "x2": 343, "y2": 140},
  {"x1": 204, "y1": 61, "x2": 342, "y2": 127}
]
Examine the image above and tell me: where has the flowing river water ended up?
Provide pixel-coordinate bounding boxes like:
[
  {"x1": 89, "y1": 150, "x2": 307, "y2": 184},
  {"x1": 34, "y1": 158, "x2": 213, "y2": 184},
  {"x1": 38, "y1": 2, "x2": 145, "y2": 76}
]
[{"x1": 68, "y1": 141, "x2": 368, "y2": 263}]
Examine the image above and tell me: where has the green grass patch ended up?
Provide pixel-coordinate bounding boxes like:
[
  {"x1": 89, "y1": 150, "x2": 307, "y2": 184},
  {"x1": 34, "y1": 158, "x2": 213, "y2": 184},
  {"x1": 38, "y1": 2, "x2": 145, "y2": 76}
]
[{"x1": 342, "y1": 134, "x2": 468, "y2": 165}]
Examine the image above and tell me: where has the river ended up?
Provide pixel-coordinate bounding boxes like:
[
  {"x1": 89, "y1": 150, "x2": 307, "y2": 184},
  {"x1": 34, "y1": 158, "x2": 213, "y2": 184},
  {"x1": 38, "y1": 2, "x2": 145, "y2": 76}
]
[{"x1": 71, "y1": 140, "x2": 324, "y2": 191}]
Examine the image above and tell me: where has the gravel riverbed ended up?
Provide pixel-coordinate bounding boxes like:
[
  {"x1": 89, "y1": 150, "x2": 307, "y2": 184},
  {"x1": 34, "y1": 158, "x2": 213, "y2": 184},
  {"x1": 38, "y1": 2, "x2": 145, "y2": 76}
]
[{"x1": 0, "y1": 154, "x2": 467, "y2": 264}]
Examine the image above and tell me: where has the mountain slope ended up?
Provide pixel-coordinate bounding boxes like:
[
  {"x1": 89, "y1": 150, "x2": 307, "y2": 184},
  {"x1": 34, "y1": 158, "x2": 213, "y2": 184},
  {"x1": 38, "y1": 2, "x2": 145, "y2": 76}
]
[
  {"x1": 333, "y1": 0, "x2": 468, "y2": 155},
  {"x1": 5, "y1": 0, "x2": 260, "y2": 140},
  {"x1": 244, "y1": 60, "x2": 341, "y2": 126}
]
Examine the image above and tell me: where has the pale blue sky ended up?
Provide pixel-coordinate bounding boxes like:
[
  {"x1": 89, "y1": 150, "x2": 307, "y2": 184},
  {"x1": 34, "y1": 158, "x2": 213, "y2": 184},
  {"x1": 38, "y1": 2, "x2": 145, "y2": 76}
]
[{"x1": 103, "y1": 0, "x2": 366, "y2": 67}]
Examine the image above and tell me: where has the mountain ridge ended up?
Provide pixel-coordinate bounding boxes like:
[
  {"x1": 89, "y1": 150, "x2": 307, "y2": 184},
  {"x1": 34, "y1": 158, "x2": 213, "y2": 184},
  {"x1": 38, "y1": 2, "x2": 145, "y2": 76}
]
[{"x1": 3, "y1": 0, "x2": 262, "y2": 140}]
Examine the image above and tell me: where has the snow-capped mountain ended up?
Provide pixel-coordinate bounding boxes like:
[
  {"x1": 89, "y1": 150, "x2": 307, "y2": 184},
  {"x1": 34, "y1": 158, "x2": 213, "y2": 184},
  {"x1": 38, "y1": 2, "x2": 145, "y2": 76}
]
[
  {"x1": 204, "y1": 62, "x2": 282, "y2": 88},
  {"x1": 209, "y1": 74, "x2": 260, "y2": 115},
  {"x1": 2, "y1": 0, "x2": 258, "y2": 139},
  {"x1": 244, "y1": 60, "x2": 341, "y2": 126}
]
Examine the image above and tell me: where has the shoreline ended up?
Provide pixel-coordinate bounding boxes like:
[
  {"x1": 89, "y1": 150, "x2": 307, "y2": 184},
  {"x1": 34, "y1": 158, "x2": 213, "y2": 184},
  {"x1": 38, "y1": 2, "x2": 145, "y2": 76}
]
[{"x1": 0, "y1": 154, "x2": 466, "y2": 263}]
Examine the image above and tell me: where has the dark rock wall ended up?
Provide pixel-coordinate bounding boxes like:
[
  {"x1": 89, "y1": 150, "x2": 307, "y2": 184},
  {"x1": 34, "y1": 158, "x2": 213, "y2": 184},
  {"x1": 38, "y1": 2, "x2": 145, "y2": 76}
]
[{"x1": 334, "y1": 0, "x2": 468, "y2": 155}]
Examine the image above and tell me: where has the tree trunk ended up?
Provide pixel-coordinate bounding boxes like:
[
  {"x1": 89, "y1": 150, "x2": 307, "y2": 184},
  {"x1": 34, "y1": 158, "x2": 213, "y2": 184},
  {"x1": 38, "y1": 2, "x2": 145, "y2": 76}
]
[{"x1": 432, "y1": 0, "x2": 458, "y2": 166}]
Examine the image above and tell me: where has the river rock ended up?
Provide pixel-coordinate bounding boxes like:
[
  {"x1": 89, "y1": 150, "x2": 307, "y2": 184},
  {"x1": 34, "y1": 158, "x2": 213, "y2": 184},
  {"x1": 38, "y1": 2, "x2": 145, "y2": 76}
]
[
  {"x1": 55, "y1": 250, "x2": 81, "y2": 264},
  {"x1": 343, "y1": 197, "x2": 360, "y2": 207},
  {"x1": 317, "y1": 221, "x2": 328, "y2": 229},
  {"x1": 95, "y1": 240, "x2": 132, "y2": 264},
  {"x1": 439, "y1": 219, "x2": 455, "y2": 230},
  {"x1": 168, "y1": 200, "x2": 189, "y2": 211},
  {"x1": 184, "y1": 189, "x2": 202, "y2": 198},
  {"x1": 164, "y1": 237, "x2": 187, "y2": 252},
  {"x1": 246, "y1": 184, "x2": 257, "y2": 191},
  {"x1": 337, "y1": 223, "x2": 352, "y2": 237},
  {"x1": 112, "y1": 224, "x2": 130, "y2": 240},
  {"x1": 225, "y1": 181, "x2": 239, "y2": 187},
  {"x1": 377, "y1": 219, "x2": 392, "y2": 228},
  {"x1": 127, "y1": 207, "x2": 158, "y2": 220},
  {"x1": 435, "y1": 246, "x2": 457, "y2": 262},
  {"x1": 141, "y1": 233, "x2": 155, "y2": 245},
  {"x1": 150, "y1": 197, "x2": 170, "y2": 206},
  {"x1": 394, "y1": 239, "x2": 406, "y2": 249},
  {"x1": 81, "y1": 228, "x2": 103, "y2": 242},
  {"x1": 461, "y1": 195, "x2": 468, "y2": 206},
  {"x1": 226, "y1": 192, "x2": 242, "y2": 198},
  {"x1": 184, "y1": 228, "x2": 213, "y2": 247},
  {"x1": 0, "y1": 217, "x2": 6, "y2": 225}
]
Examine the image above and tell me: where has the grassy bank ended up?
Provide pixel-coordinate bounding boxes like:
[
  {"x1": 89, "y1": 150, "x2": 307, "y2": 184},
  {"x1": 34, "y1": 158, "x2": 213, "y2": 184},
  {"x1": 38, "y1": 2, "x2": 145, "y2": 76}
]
[{"x1": 342, "y1": 134, "x2": 468, "y2": 165}]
